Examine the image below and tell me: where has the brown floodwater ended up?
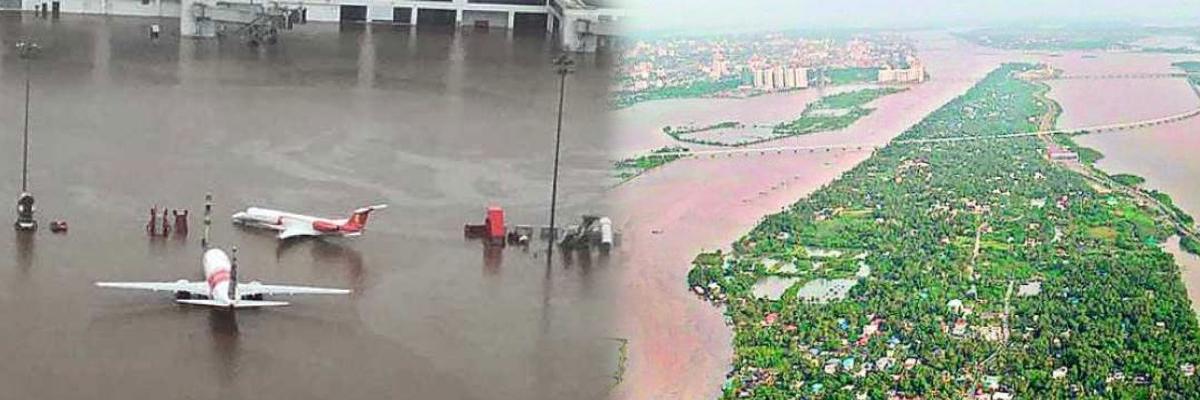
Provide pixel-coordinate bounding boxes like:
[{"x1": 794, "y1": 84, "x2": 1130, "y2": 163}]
[{"x1": 0, "y1": 13, "x2": 616, "y2": 400}]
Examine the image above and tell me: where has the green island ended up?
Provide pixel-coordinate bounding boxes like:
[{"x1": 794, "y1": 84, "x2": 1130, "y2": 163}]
[
  {"x1": 665, "y1": 88, "x2": 905, "y2": 147},
  {"x1": 689, "y1": 63, "x2": 1200, "y2": 399},
  {"x1": 1173, "y1": 61, "x2": 1200, "y2": 85},
  {"x1": 1142, "y1": 47, "x2": 1200, "y2": 55},
  {"x1": 773, "y1": 87, "x2": 906, "y2": 136},
  {"x1": 613, "y1": 146, "x2": 690, "y2": 181}
]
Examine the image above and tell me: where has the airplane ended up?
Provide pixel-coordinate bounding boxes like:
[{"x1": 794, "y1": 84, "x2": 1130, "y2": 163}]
[
  {"x1": 231, "y1": 204, "x2": 387, "y2": 240},
  {"x1": 95, "y1": 247, "x2": 350, "y2": 308}
]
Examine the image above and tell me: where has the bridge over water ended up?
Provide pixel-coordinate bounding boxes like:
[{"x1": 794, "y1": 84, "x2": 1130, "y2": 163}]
[
  {"x1": 635, "y1": 77, "x2": 1200, "y2": 161},
  {"x1": 1038, "y1": 72, "x2": 1188, "y2": 80}
]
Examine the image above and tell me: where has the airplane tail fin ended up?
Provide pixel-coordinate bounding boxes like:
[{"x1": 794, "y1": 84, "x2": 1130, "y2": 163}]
[
  {"x1": 345, "y1": 204, "x2": 387, "y2": 231},
  {"x1": 177, "y1": 299, "x2": 290, "y2": 308}
]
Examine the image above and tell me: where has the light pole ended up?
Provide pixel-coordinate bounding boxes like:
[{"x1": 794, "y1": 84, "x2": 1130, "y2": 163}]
[
  {"x1": 14, "y1": 40, "x2": 40, "y2": 231},
  {"x1": 546, "y1": 53, "x2": 574, "y2": 263}
]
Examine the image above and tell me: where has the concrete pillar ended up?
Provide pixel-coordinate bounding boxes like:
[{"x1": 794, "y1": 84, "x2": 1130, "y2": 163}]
[
  {"x1": 179, "y1": 0, "x2": 196, "y2": 36},
  {"x1": 559, "y1": 17, "x2": 578, "y2": 51},
  {"x1": 180, "y1": 0, "x2": 216, "y2": 37},
  {"x1": 410, "y1": 7, "x2": 417, "y2": 25},
  {"x1": 454, "y1": 9, "x2": 462, "y2": 26},
  {"x1": 506, "y1": 11, "x2": 514, "y2": 29}
]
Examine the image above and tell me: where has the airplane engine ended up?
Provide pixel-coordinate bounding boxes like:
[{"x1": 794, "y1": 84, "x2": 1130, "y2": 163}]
[
  {"x1": 244, "y1": 281, "x2": 265, "y2": 300},
  {"x1": 174, "y1": 279, "x2": 193, "y2": 299}
]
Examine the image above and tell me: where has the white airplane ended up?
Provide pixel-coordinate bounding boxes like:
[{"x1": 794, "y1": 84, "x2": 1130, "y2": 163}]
[
  {"x1": 231, "y1": 204, "x2": 387, "y2": 240},
  {"x1": 96, "y1": 247, "x2": 350, "y2": 308}
]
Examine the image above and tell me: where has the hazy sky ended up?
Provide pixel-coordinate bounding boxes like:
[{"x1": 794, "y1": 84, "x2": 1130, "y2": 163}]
[{"x1": 616, "y1": 0, "x2": 1200, "y2": 33}]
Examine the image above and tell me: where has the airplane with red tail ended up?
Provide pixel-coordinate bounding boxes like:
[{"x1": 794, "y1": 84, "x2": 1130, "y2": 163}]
[
  {"x1": 96, "y1": 247, "x2": 350, "y2": 308},
  {"x1": 231, "y1": 204, "x2": 387, "y2": 240}
]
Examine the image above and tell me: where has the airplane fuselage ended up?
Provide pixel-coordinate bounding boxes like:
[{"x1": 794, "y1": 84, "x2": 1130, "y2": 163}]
[
  {"x1": 203, "y1": 248, "x2": 235, "y2": 305},
  {"x1": 233, "y1": 208, "x2": 356, "y2": 234}
]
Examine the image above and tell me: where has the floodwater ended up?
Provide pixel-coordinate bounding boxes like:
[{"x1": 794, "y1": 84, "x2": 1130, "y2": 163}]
[
  {"x1": 0, "y1": 14, "x2": 615, "y2": 400},
  {"x1": 609, "y1": 32, "x2": 1012, "y2": 400},
  {"x1": 1043, "y1": 50, "x2": 1200, "y2": 313}
]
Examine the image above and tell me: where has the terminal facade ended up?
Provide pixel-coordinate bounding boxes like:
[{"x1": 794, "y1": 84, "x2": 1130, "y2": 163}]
[{"x1": 2, "y1": 0, "x2": 623, "y2": 51}]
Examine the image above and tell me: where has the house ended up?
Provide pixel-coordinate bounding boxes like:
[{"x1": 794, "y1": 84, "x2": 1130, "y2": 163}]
[{"x1": 1053, "y1": 367, "x2": 1068, "y2": 379}]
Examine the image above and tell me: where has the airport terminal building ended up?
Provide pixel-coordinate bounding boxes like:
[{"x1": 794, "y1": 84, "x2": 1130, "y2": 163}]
[{"x1": 0, "y1": 0, "x2": 623, "y2": 51}]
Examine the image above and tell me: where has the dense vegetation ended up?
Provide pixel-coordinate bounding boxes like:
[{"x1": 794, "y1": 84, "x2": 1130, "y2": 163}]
[
  {"x1": 826, "y1": 68, "x2": 883, "y2": 85},
  {"x1": 773, "y1": 88, "x2": 906, "y2": 136},
  {"x1": 690, "y1": 64, "x2": 1200, "y2": 399},
  {"x1": 1109, "y1": 173, "x2": 1146, "y2": 187},
  {"x1": 612, "y1": 77, "x2": 744, "y2": 109},
  {"x1": 613, "y1": 146, "x2": 689, "y2": 180},
  {"x1": 1173, "y1": 62, "x2": 1200, "y2": 73},
  {"x1": 1174, "y1": 61, "x2": 1200, "y2": 86}
]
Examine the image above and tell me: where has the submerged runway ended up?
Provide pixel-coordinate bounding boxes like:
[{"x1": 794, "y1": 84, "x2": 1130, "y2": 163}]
[{"x1": 0, "y1": 14, "x2": 615, "y2": 400}]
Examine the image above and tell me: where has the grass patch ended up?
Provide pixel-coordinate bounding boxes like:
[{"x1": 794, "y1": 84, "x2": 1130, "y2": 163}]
[
  {"x1": 613, "y1": 146, "x2": 689, "y2": 180},
  {"x1": 1110, "y1": 173, "x2": 1146, "y2": 187}
]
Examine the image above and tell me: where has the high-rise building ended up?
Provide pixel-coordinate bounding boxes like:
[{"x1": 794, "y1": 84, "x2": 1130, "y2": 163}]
[
  {"x1": 771, "y1": 66, "x2": 786, "y2": 90},
  {"x1": 783, "y1": 67, "x2": 797, "y2": 88},
  {"x1": 784, "y1": 67, "x2": 809, "y2": 89},
  {"x1": 710, "y1": 53, "x2": 728, "y2": 80},
  {"x1": 752, "y1": 68, "x2": 766, "y2": 88}
]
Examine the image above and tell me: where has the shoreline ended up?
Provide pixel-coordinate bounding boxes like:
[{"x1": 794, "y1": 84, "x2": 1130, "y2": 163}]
[{"x1": 1043, "y1": 54, "x2": 1200, "y2": 313}]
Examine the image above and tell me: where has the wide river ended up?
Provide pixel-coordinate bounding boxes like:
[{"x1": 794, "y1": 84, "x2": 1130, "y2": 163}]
[{"x1": 0, "y1": 14, "x2": 616, "y2": 400}]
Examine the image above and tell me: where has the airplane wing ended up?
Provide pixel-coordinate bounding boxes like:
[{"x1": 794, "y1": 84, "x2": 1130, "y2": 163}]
[
  {"x1": 96, "y1": 281, "x2": 208, "y2": 296},
  {"x1": 278, "y1": 220, "x2": 318, "y2": 240},
  {"x1": 238, "y1": 281, "x2": 351, "y2": 297},
  {"x1": 178, "y1": 299, "x2": 290, "y2": 308}
]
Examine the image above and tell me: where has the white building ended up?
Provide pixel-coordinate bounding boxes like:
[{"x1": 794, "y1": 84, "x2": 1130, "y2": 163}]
[
  {"x1": 751, "y1": 65, "x2": 808, "y2": 91},
  {"x1": 752, "y1": 67, "x2": 766, "y2": 88},
  {"x1": 878, "y1": 61, "x2": 925, "y2": 83}
]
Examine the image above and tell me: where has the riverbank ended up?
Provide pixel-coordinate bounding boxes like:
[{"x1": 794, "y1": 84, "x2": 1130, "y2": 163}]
[{"x1": 1044, "y1": 52, "x2": 1200, "y2": 314}]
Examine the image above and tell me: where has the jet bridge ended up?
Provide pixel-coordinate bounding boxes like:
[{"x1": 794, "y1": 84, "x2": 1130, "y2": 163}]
[{"x1": 186, "y1": 1, "x2": 304, "y2": 45}]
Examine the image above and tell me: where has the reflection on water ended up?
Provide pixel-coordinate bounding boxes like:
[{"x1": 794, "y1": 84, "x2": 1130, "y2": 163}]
[
  {"x1": 207, "y1": 309, "x2": 240, "y2": 385},
  {"x1": 14, "y1": 230, "x2": 34, "y2": 275},
  {"x1": 483, "y1": 243, "x2": 503, "y2": 274},
  {"x1": 310, "y1": 239, "x2": 364, "y2": 291}
]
